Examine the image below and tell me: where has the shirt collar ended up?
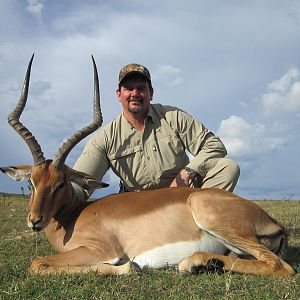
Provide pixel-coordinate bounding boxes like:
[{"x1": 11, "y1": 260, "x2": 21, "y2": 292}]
[
  {"x1": 120, "y1": 112, "x2": 135, "y2": 131},
  {"x1": 120, "y1": 104, "x2": 160, "y2": 130},
  {"x1": 147, "y1": 104, "x2": 160, "y2": 127}
]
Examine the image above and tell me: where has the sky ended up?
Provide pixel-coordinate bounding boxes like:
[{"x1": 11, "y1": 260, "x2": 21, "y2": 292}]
[{"x1": 0, "y1": 0, "x2": 300, "y2": 200}]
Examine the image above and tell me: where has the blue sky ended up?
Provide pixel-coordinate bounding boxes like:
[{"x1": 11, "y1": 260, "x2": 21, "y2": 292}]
[{"x1": 0, "y1": 0, "x2": 300, "y2": 199}]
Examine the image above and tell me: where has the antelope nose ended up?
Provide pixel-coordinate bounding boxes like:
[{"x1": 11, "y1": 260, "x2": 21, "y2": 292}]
[{"x1": 28, "y1": 213, "x2": 43, "y2": 228}]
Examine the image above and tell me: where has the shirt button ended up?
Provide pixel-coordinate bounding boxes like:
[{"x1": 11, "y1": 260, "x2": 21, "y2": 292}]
[{"x1": 153, "y1": 146, "x2": 157, "y2": 151}]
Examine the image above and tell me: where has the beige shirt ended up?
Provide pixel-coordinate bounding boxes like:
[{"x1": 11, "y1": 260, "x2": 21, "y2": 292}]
[{"x1": 73, "y1": 104, "x2": 227, "y2": 192}]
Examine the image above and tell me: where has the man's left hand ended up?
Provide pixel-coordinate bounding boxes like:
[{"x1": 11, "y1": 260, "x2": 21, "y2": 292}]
[{"x1": 170, "y1": 169, "x2": 196, "y2": 187}]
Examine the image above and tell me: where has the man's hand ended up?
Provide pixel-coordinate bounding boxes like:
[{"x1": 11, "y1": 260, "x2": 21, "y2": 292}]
[{"x1": 170, "y1": 168, "x2": 196, "y2": 187}]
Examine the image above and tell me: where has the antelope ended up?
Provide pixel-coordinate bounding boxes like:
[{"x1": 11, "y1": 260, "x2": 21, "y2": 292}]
[{"x1": 0, "y1": 55, "x2": 296, "y2": 277}]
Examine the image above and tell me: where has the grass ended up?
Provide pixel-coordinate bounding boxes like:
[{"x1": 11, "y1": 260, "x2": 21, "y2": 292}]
[{"x1": 0, "y1": 194, "x2": 299, "y2": 300}]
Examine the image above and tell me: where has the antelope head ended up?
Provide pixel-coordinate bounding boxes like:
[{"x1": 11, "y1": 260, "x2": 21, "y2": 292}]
[{"x1": 0, "y1": 55, "x2": 108, "y2": 231}]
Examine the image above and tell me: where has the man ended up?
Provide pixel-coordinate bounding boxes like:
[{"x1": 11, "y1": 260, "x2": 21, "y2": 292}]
[{"x1": 73, "y1": 63, "x2": 240, "y2": 197}]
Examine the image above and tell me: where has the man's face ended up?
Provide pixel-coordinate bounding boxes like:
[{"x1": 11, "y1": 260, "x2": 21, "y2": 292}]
[{"x1": 117, "y1": 75, "x2": 153, "y2": 115}]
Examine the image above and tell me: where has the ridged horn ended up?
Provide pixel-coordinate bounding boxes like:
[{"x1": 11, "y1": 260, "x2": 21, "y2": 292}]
[
  {"x1": 8, "y1": 54, "x2": 46, "y2": 166},
  {"x1": 52, "y1": 55, "x2": 103, "y2": 169}
]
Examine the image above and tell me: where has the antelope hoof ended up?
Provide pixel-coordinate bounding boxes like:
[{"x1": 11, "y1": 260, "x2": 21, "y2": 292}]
[
  {"x1": 129, "y1": 261, "x2": 143, "y2": 275},
  {"x1": 189, "y1": 259, "x2": 224, "y2": 275},
  {"x1": 206, "y1": 258, "x2": 225, "y2": 273},
  {"x1": 178, "y1": 257, "x2": 224, "y2": 276}
]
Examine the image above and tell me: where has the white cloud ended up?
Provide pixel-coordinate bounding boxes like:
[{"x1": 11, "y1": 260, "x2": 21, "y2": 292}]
[
  {"x1": 152, "y1": 65, "x2": 183, "y2": 87},
  {"x1": 217, "y1": 116, "x2": 286, "y2": 159},
  {"x1": 261, "y1": 67, "x2": 300, "y2": 116},
  {"x1": 26, "y1": 0, "x2": 44, "y2": 22},
  {"x1": 1, "y1": 1, "x2": 300, "y2": 199}
]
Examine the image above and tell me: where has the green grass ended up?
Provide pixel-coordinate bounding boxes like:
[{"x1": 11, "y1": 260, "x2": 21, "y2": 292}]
[{"x1": 0, "y1": 194, "x2": 299, "y2": 300}]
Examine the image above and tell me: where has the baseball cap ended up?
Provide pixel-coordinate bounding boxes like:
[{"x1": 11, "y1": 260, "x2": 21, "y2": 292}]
[{"x1": 118, "y1": 63, "x2": 152, "y2": 86}]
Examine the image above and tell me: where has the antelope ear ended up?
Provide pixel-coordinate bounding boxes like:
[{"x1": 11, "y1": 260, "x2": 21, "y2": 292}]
[
  {"x1": 68, "y1": 169, "x2": 109, "y2": 190},
  {"x1": 0, "y1": 166, "x2": 32, "y2": 181},
  {"x1": 79, "y1": 177, "x2": 109, "y2": 190}
]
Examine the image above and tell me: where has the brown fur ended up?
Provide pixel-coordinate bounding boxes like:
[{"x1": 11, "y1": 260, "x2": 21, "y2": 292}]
[{"x1": 0, "y1": 163, "x2": 296, "y2": 276}]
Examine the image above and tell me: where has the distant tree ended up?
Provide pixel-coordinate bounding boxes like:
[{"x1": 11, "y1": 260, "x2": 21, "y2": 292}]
[
  {"x1": 28, "y1": 181, "x2": 32, "y2": 195},
  {"x1": 21, "y1": 186, "x2": 25, "y2": 198}
]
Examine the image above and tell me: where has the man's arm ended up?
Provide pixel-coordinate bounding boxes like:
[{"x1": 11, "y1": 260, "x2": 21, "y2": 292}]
[
  {"x1": 169, "y1": 109, "x2": 227, "y2": 187},
  {"x1": 72, "y1": 131, "x2": 110, "y2": 198}
]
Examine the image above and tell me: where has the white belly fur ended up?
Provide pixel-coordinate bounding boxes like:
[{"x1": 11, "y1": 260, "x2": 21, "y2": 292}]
[{"x1": 133, "y1": 232, "x2": 226, "y2": 268}]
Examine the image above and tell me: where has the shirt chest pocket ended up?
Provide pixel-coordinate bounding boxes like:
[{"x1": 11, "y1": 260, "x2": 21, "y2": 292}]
[
  {"x1": 156, "y1": 131, "x2": 186, "y2": 157},
  {"x1": 108, "y1": 145, "x2": 143, "y2": 174}
]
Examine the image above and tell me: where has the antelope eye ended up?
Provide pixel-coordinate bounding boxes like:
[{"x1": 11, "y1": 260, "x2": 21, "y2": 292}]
[
  {"x1": 56, "y1": 182, "x2": 65, "y2": 191},
  {"x1": 52, "y1": 182, "x2": 65, "y2": 197}
]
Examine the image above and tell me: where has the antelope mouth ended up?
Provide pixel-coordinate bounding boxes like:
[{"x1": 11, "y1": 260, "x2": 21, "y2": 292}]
[
  {"x1": 27, "y1": 218, "x2": 48, "y2": 232},
  {"x1": 27, "y1": 223, "x2": 44, "y2": 232}
]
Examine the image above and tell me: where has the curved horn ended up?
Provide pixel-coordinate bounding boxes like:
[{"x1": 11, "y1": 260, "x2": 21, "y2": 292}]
[
  {"x1": 52, "y1": 55, "x2": 103, "y2": 169},
  {"x1": 8, "y1": 54, "x2": 46, "y2": 166}
]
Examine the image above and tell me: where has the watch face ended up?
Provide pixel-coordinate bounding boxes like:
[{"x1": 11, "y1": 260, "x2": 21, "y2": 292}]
[{"x1": 185, "y1": 167, "x2": 193, "y2": 174}]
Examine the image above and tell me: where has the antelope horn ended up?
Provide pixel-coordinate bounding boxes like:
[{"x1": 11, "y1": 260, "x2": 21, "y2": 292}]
[
  {"x1": 52, "y1": 55, "x2": 103, "y2": 169},
  {"x1": 8, "y1": 54, "x2": 46, "y2": 166}
]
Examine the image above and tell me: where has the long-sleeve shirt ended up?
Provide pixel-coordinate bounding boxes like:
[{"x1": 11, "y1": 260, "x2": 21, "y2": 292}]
[{"x1": 73, "y1": 103, "x2": 227, "y2": 192}]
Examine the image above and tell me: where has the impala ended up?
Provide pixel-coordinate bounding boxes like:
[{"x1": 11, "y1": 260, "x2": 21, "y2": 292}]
[{"x1": 0, "y1": 55, "x2": 295, "y2": 276}]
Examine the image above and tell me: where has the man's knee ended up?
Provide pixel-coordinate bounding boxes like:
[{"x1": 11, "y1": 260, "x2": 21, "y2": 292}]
[
  {"x1": 218, "y1": 158, "x2": 240, "y2": 191},
  {"x1": 202, "y1": 158, "x2": 240, "y2": 192},
  {"x1": 223, "y1": 158, "x2": 240, "y2": 183}
]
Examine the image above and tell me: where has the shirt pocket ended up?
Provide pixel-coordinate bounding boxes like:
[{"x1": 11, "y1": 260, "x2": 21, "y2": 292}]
[
  {"x1": 158, "y1": 132, "x2": 185, "y2": 156},
  {"x1": 108, "y1": 145, "x2": 143, "y2": 180},
  {"x1": 156, "y1": 132, "x2": 187, "y2": 171}
]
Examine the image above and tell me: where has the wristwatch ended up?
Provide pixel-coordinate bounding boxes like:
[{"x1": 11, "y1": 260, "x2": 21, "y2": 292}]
[{"x1": 184, "y1": 167, "x2": 195, "y2": 177}]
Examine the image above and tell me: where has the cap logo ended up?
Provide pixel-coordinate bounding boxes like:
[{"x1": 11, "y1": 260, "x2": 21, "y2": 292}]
[{"x1": 125, "y1": 65, "x2": 145, "y2": 73}]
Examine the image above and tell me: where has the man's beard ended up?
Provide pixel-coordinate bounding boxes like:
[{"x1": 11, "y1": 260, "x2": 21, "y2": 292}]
[{"x1": 128, "y1": 99, "x2": 144, "y2": 114}]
